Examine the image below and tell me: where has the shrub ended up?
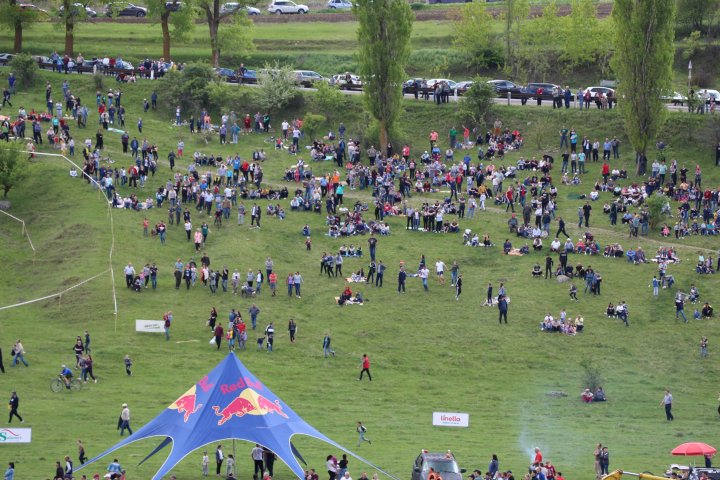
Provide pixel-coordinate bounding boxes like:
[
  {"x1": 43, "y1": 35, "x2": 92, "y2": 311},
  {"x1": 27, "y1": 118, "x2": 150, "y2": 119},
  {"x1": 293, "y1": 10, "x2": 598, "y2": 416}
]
[
  {"x1": 312, "y1": 82, "x2": 348, "y2": 122},
  {"x1": 302, "y1": 112, "x2": 327, "y2": 142},
  {"x1": 8, "y1": 53, "x2": 39, "y2": 88},
  {"x1": 409, "y1": 3, "x2": 428, "y2": 10},
  {"x1": 92, "y1": 73, "x2": 105, "y2": 91},
  {"x1": 161, "y1": 63, "x2": 217, "y2": 113},
  {"x1": 257, "y1": 62, "x2": 303, "y2": 115},
  {"x1": 456, "y1": 77, "x2": 495, "y2": 128},
  {"x1": 647, "y1": 193, "x2": 669, "y2": 229},
  {"x1": 580, "y1": 359, "x2": 604, "y2": 392}
]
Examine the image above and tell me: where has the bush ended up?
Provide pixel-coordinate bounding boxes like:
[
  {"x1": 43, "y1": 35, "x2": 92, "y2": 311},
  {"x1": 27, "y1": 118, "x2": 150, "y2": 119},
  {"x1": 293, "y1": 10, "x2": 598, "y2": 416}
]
[
  {"x1": 409, "y1": 2, "x2": 428, "y2": 10},
  {"x1": 456, "y1": 77, "x2": 495, "y2": 128},
  {"x1": 92, "y1": 73, "x2": 105, "y2": 91},
  {"x1": 647, "y1": 193, "x2": 669, "y2": 229},
  {"x1": 161, "y1": 63, "x2": 217, "y2": 113},
  {"x1": 580, "y1": 359, "x2": 604, "y2": 392},
  {"x1": 302, "y1": 112, "x2": 327, "y2": 142},
  {"x1": 8, "y1": 53, "x2": 39, "y2": 88},
  {"x1": 312, "y1": 82, "x2": 349, "y2": 122},
  {"x1": 257, "y1": 62, "x2": 303, "y2": 115}
]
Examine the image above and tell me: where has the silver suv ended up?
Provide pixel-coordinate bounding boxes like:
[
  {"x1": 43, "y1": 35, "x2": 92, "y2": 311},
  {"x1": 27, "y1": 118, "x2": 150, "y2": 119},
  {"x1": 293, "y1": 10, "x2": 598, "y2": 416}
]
[{"x1": 267, "y1": 0, "x2": 308, "y2": 14}]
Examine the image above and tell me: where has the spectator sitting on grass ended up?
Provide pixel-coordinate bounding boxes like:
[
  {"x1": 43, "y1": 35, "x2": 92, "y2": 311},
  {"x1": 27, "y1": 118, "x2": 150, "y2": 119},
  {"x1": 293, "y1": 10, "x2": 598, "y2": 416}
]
[
  {"x1": 582, "y1": 388, "x2": 594, "y2": 403},
  {"x1": 594, "y1": 387, "x2": 606, "y2": 401},
  {"x1": 702, "y1": 302, "x2": 714, "y2": 318}
]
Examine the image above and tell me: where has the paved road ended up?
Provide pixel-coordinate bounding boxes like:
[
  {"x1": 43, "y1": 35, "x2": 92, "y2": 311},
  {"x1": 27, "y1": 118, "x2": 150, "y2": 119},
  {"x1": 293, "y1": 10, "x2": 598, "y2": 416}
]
[{"x1": 292, "y1": 83, "x2": 688, "y2": 112}]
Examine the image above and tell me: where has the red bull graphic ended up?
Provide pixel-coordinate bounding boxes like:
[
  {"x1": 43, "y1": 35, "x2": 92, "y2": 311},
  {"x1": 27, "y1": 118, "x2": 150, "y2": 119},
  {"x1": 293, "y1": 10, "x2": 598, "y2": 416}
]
[
  {"x1": 168, "y1": 385, "x2": 202, "y2": 422},
  {"x1": 212, "y1": 388, "x2": 288, "y2": 426}
]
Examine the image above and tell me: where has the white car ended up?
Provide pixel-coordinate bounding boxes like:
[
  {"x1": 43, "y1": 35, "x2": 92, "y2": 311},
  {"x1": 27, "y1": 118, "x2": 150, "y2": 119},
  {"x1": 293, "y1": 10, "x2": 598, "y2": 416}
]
[
  {"x1": 327, "y1": 0, "x2": 352, "y2": 8},
  {"x1": 330, "y1": 73, "x2": 362, "y2": 88},
  {"x1": 267, "y1": 0, "x2": 308, "y2": 14},
  {"x1": 701, "y1": 89, "x2": 720, "y2": 103},
  {"x1": 426, "y1": 78, "x2": 457, "y2": 90},
  {"x1": 660, "y1": 91, "x2": 688, "y2": 106},
  {"x1": 221, "y1": 3, "x2": 261, "y2": 15},
  {"x1": 583, "y1": 86, "x2": 615, "y2": 97}
]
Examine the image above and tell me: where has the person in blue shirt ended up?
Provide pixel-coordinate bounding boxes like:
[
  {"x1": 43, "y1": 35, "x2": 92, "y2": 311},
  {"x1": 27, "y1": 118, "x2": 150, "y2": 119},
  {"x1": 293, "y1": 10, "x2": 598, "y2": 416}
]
[
  {"x1": 107, "y1": 459, "x2": 122, "y2": 479},
  {"x1": 60, "y1": 364, "x2": 73, "y2": 388},
  {"x1": 4, "y1": 461, "x2": 14, "y2": 480}
]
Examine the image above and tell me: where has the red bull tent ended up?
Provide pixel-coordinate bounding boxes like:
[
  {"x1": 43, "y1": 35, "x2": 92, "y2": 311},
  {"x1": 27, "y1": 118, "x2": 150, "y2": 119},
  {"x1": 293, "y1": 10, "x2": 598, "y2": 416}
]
[{"x1": 78, "y1": 353, "x2": 395, "y2": 480}]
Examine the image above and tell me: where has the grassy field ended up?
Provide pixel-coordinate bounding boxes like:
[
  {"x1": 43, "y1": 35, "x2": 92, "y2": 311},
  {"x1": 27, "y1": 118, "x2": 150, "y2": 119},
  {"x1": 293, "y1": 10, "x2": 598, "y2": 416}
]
[{"x1": 1, "y1": 69, "x2": 720, "y2": 480}]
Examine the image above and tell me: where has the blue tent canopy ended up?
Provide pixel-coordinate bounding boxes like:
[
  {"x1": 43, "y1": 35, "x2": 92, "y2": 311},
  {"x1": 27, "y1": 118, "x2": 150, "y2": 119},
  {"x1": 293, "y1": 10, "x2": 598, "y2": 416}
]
[{"x1": 78, "y1": 353, "x2": 396, "y2": 480}]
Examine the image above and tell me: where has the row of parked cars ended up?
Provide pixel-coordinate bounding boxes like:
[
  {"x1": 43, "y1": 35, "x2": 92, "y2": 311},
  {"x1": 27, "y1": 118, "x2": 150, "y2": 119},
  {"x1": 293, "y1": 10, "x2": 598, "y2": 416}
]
[{"x1": 17, "y1": 0, "x2": 355, "y2": 17}]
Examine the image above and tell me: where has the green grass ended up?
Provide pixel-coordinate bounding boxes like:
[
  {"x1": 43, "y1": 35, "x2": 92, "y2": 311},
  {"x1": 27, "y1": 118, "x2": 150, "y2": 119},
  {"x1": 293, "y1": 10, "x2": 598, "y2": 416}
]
[{"x1": 1, "y1": 70, "x2": 720, "y2": 479}]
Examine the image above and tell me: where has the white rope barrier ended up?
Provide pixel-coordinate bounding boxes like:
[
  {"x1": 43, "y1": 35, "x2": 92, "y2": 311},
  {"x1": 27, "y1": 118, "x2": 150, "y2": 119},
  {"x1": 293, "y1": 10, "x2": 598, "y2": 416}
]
[
  {"x1": 0, "y1": 208, "x2": 36, "y2": 254},
  {"x1": 0, "y1": 147, "x2": 118, "y2": 317},
  {"x1": 0, "y1": 269, "x2": 110, "y2": 311}
]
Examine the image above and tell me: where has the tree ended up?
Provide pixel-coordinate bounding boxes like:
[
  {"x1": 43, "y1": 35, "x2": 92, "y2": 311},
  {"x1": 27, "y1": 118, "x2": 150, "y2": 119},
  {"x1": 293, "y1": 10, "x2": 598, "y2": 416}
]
[
  {"x1": 354, "y1": 0, "x2": 413, "y2": 150},
  {"x1": 196, "y1": 0, "x2": 255, "y2": 67},
  {"x1": 256, "y1": 63, "x2": 302, "y2": 114},
  {"x1": 452, "y1": 3, "x2": 497, "y2": 70},
  {"x1": 675, "y1": 0, "x2": 720, "y2": 36},
  {"x1": 302, "y1": 113, "x2": 327, "y2": 143},
  {"x1": 313, "y1": 82, "x2": 349, "y2": 123},
  {"x1": 145, "y1": 0, "x2": 195, "y2": 61},
  {"x1": 456, "y1": 78, "x2": 495, "y2": 128},
  {"x1": 501, "y1": 0, "x2": 529, "y2": 77},
  {"x1": 0, "y1": 0, "x2": 38, "y2": 53},
  {"x1": 560, "y1": 0, "x2": 614, "y2": 76},
  {"x1": 611, "y1": 0, "x2": 676, "y2": 174},
  {"x1": 0, "y1": 145, "x2": 28, "y2": 198},
  {"x1": 161, "y1": 62, "x2": 217, "y2": 112},
  {"x1": 9, "y1": 53, "x2": 39, "y2": 87},
  {"x1": 514, "y1": 0, "x2": 557, "y2": 82},
  {"x1": 56, "y1": 0, "x2": 90, "y2": 56}
]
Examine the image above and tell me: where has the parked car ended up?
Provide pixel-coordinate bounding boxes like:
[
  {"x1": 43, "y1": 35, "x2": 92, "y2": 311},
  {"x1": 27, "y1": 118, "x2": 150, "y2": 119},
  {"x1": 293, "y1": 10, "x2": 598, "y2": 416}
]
[
  {"x1": 701, "y1": 89, "x2": 720, "y2": 104},
  {"x1": 583, "y1": 86, "x2": 615, "y2": 97},
  {"x1": 412, "y1": 452, "x2": 466, "y2": 480},
  {"x1": 455, "y1": 80, "x2": 473, "y2": 91},
  {"x1": 294, "y1": 70, "x2": 325, "y2": 86},
  {"x1": 165, "y1": 1, "x2": 182, "y2": 11},
  {"x1": 32, "y1": 55, "x2": 50, "y2": 64},
  {"x1": 426, "y1": 78, "x2": 457, "y2": 90},
  {"x1": 522, "y1": 82, "x2": 560, "y2": 99},
  {"x1": 660, "y1": 91, "x2": 688, "y2": 106},
  {"x1": 58, "y1": 3, "x2": 98, "y2": 17},
  {"x1": 487, "y1": 79, "x2": 523, "y2": 97},
  {"x1": 105, "y1": 2, "x2": 148, "y2": 17},
  {"x1": 327, "y1": 0, "x2": 352, "y2": 8},
  {"x1": 330, "y1": 73, "x2": 362, "y2": 88},
  {"x1": 267, "y1": 0, "x2": 308, "y2": 14},
  {"x1": 221, "y1": 2, "x2": 261, "y2": 15},
  {"x1": 19, "y1": 3, "x2": 50, "y2": 14},
  {"x1": 0, "y1": 53, "x2": 14, "y2": 66}
]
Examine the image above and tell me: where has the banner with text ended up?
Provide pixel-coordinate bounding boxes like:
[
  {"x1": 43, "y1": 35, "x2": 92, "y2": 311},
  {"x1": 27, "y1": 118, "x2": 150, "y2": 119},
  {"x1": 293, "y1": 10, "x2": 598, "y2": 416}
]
[
  {"x1": 0, "y1": 428, "x2": 32, "y2": 443},
  {"x1": 135, "y1": 320, "x2": 165, "y2": 333},
  {"x1": 432, "y1": 412, "x2": 469, "y2": 427}
]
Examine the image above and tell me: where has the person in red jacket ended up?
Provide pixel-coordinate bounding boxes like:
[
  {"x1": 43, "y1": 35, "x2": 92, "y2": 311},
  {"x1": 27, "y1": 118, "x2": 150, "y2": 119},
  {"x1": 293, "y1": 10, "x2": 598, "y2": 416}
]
[
  {"x1": 358, "y1": 354, "x2": 371, "y2": 381},
  {"x1": 602, "y1": 162, "x2": 610, "y2": 184}
]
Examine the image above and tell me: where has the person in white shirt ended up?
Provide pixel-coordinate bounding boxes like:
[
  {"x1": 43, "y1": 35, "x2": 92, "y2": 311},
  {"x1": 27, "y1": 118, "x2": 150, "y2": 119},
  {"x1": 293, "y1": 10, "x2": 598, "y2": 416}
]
[
  {"x1": 202, "y1": 451, "x2": 209, "y2": 476},
  {"x1": 435, "y1": 260, "x2": 445, "y2": 285}
]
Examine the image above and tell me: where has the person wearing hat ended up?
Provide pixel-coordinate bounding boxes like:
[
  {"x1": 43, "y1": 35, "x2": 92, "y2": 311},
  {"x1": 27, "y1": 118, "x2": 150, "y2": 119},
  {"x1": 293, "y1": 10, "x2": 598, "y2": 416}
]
[
  {"x1": 8, "y1": 391, "x2": 22, "y2": 423},
  {"x1": 119, "y1": 403, "x2": 132, "y2": 436}
]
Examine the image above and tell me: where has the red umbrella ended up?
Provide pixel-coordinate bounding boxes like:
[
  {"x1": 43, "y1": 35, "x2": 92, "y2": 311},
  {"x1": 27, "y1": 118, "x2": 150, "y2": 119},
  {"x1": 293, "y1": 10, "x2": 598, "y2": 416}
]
[{"x1": 671, "y1": 442, "x2": 717, "y2": 456}]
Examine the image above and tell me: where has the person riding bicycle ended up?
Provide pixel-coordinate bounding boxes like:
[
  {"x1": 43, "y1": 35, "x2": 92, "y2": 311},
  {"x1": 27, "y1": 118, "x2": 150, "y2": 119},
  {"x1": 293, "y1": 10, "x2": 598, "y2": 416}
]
[{"x1": 60, "y1": 364, "x2": 74, "y2": 389}]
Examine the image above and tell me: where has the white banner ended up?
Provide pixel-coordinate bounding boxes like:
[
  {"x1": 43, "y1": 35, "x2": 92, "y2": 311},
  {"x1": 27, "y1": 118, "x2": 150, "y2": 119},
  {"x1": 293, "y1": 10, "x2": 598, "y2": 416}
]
[
  {"x1": 0, "y1": 428, "x2": 32, "y2": 443},
  {"x1": 432, "y1": 412, "x2": 469, "y2": 427},
  {"x1": 135, "y1": 320, "x2": 165, "y2": 333}
]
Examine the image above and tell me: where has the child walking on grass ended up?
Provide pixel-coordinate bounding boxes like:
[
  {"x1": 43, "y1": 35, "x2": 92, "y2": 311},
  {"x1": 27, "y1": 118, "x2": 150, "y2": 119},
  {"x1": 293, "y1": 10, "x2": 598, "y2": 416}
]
[{"x1": 124, "y1": 355, "x2": 133, "y2": 376}]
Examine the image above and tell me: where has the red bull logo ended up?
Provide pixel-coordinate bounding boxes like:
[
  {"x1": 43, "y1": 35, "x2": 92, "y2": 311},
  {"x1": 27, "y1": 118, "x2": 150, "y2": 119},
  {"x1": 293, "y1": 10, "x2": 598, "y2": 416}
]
[
  {"x1": 168, "y1": 385, "x2": 202, "y2": 422},
  {"x1": 212, "y1": 388, "x2": 288, "y2": 426}
]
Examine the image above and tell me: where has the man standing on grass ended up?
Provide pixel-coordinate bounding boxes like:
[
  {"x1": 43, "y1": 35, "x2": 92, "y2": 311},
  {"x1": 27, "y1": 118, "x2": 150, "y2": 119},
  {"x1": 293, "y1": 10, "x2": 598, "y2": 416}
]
[
  {"x1": 356, "y1": 421, "x2": 371, "y2": 446},
  {"x1": 8, "y1": 391, "x2": 22, "y2": 423},
  {"x1": 251, "y1": 444, "x2": 263, "y2": 479},
  {"x1": 661, "y1": 389, "x2": 674, "y2": 421},
  {"x1": 358, "y1": 354, "x2": 371, "y2": 381},
  {"x1": 119, "y1": 403, "x2": 132, "y2": 436}
]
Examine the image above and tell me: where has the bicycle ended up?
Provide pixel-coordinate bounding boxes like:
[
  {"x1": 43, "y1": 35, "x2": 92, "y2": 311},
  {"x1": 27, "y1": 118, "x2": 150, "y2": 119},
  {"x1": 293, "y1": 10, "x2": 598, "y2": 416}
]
[{"x1": 51, "y1": 375, "x2": 82, "y2": 392}]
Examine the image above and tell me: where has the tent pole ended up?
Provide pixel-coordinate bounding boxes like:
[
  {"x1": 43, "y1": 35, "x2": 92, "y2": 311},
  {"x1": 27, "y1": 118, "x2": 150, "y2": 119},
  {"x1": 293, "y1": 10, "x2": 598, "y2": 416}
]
[{"x1": 233, "y1": 439, "x2": 237, "y2": 476}]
